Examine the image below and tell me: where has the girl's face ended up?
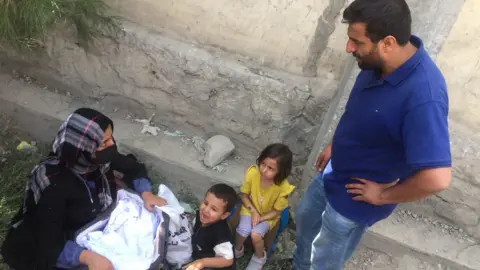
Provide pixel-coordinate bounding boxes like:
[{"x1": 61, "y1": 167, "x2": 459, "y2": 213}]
[{"x1": 259, "y1": 157, "x2": 278, "y2": 182}]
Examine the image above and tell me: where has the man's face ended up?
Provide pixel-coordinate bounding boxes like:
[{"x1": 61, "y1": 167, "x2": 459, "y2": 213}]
[{"x1": 346, "y1": 23, "x2": 384, "y2": 70}]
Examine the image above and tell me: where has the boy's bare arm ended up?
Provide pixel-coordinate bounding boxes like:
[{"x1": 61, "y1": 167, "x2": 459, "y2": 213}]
[
  {"x1": 185, "y1": 257, "x2": 233, "y2": 270},
  {"x1": 260, "y1": 210, "x2": 281, "y2": 222}
]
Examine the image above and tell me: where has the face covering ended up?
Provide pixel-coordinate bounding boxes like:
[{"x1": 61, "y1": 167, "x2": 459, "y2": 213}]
[{"x1": 93, "y1": 144, "x2": 118, "y2": 164}]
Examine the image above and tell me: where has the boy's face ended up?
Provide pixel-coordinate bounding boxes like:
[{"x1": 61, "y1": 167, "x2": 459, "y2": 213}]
[{"x1": 199, "y1": 192, "x2": 230, "y2": 225}]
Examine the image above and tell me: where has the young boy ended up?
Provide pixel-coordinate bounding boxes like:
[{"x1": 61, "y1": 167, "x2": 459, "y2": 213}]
[{"x1": 185, "y1": 184, "x2": 237, "y2": 270}]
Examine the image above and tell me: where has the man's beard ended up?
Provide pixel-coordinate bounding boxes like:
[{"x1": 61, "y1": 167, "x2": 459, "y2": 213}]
[{"x1": 353, "y1": 52, "x2": 380, "y2": 70}]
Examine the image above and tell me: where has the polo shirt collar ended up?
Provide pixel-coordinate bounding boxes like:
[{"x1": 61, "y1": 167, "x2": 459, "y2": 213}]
[{"x1": 384, "y1": 35, "x2": 426, "y2": 85}]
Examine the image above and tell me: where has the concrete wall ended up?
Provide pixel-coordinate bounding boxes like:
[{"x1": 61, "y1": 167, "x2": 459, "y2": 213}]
[
  {"x1": 0, "y1": 1, "x2": 354, "y2": 167},
  {"x1": 107, "y1": 0, "x2": 348, "y2": 76},
  {"x1": 434, "y1": 0, "x2": 480, "y2": 239},
  {"x1": 437, "y1": 0, "x2": 480, "y2": 133}
]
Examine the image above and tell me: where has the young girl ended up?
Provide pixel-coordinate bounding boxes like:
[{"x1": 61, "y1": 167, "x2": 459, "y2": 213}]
[{"x1": 234, "y1": 143, "x2": 295, "y2": 269}]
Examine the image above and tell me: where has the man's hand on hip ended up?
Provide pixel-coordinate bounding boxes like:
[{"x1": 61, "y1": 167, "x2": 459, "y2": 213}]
[{"x1": 345, "y1": 178, "x2": 399, "y2": 205}]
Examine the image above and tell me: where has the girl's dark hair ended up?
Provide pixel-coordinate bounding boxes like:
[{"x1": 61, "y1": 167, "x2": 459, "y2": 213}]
[{"x1": 256, "y1": 143, "x2": 293, "y2": 185}]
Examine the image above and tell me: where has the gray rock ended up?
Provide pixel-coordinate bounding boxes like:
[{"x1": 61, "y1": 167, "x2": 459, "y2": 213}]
[{"x1": 203, "y1": 135, "x2": 235, "y2": 168}]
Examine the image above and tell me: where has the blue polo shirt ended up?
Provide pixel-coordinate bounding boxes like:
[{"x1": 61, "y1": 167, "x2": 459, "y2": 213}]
[{"x1": 323, "y1": 36, "x2": 451, "y2": 226}]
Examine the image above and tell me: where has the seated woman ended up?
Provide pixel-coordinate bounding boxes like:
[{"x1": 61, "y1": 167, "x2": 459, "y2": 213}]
[{"x1": 1, "y1": 108, "x2": 166, "y2": 270}]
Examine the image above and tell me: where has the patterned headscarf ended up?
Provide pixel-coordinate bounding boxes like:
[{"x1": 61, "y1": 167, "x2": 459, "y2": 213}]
[{"x1": 25, "y1": 108, "x2": 115, "y2": 214}]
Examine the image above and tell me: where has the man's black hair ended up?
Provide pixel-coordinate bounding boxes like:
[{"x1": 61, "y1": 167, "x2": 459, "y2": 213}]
[
  {"x1": 343, "y1": 0, "x2": 412, "y2": 46},
  {"x1": 256, "y1": 143, "x2": 293, "y2": 185},
  {"x1": 207, "y1": 183, "x2": 238, "y2": 213}
]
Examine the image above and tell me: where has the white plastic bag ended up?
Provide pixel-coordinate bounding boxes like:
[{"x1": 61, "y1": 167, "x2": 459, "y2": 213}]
[{"x1": 156, "y1": 185, "x2": 193, "y2": 267}]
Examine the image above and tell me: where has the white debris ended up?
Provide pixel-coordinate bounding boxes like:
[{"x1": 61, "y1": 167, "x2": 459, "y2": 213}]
[
  {"x1": 134, "y1": 113, "x2": 155, "y2": 126},
  {"x1": 141, "y1": 125, "x2": 161, "y2": 136},
  {"x1": 203, "y1": 135, "x2": 235, "y2": 168},
  {"x1": 134, "y1": 114, "x2": 161, "y2": 136}
]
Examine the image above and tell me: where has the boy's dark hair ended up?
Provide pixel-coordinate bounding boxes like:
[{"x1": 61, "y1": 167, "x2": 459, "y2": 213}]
[
  {"x1": 343, "y1": 0, "x2": 412, "y2": 46},
  {"x1": 256, "y1": 143, "x2": 293, "y2": 185},
  {"x1": 207, "y1": 184, "x2": 238, "y2": 213}
]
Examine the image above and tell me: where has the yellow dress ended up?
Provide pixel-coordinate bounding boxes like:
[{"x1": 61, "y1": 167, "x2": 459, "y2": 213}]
[{"x1": 239, "y1": 165, "x2": 295, "y2": 230}]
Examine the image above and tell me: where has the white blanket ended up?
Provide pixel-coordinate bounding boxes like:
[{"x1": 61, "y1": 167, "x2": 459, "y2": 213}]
[{"x1": 77, "y1": 190, "x2": 161, "y2": 270}]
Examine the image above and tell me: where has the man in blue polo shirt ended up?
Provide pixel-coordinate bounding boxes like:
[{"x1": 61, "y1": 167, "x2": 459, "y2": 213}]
[{"x1": 292, "y1": 0, "x2": 452, "y2": 269}]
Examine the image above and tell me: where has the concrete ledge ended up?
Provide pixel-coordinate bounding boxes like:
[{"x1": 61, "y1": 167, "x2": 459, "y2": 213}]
[
  {"x1": 0, "y1": 74, "x2": 249, "y2": 200},
  {"x1": 365, "y1": 207, "x2": 478, "y2": 270}
]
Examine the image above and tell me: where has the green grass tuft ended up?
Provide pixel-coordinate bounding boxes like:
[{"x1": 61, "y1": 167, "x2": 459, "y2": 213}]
[{"x1": 0, "y1": 0, "x2": 119, "y2": 50}]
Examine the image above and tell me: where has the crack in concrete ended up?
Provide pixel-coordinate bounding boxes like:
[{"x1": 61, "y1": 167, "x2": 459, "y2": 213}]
[{"x1": 302, "y1": 0, "x2": 346, "y2": 77}]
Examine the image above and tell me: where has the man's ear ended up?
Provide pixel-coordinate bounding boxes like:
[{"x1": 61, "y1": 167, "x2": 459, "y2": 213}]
[{"x1": 220, "y1": 212, "x2": 230, "y2": 220}]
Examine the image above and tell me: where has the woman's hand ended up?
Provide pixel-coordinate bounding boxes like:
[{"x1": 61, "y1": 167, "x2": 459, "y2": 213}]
[
  {"x1": 184, "y1": 259, "x2": 205, "y2": 270},
  {"x1": 79, "y1": 250, "x2": 114, "y2": 270},
  {"x1": 251, "y1": 210, "x2": 261, "y2": 227},
  {"x1": 141, "y1": 191, "x2": 168, "y2": 211}
]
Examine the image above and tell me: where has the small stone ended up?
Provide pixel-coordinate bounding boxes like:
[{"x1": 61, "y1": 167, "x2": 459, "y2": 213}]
[
  {"x1": 191, "y1": 136, "x2": 206, "y2": 153},
  {"x1": 203, "y1": 135, "x2": 235, "y2": 168},
  {"x1": 213, "y1": 162, "x2": 228, "y2": 173}
]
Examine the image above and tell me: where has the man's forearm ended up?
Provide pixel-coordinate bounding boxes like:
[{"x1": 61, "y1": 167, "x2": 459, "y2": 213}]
[{"x1": 380, "y1": 167, "x2": 451, "y2": 205}]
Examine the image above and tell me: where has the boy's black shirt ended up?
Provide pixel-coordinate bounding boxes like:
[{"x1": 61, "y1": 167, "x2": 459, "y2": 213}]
[{"x1": 192, "y1": 210, "x2": 236, "y2": 270}]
